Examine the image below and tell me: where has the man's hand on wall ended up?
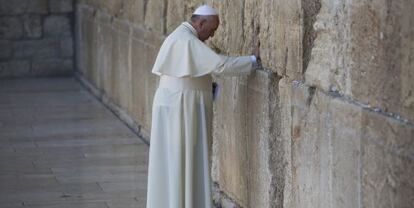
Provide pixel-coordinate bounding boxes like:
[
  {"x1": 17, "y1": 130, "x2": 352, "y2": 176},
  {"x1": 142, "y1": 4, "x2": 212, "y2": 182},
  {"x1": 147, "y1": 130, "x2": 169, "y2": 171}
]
[{"x1": 252, "y1": 41, "x2": 260, "y2": 59}]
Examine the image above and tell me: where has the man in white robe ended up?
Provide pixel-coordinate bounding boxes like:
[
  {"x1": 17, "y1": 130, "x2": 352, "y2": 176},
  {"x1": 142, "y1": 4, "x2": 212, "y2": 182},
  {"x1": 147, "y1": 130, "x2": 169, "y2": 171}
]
[{"x1": 146, "y1": 5, "x2": 260, "y2": 208}]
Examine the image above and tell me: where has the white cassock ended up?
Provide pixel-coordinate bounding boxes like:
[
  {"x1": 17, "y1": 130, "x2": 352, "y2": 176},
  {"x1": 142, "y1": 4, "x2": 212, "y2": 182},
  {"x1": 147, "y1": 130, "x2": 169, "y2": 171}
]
[{"x1": 146, "y1": 22, "x2": 254, "y2": 208}]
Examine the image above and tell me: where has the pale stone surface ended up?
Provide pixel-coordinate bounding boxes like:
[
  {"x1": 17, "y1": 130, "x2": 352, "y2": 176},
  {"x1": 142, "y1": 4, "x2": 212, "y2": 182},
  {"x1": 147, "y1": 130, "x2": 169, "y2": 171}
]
[
  {"x1": 0, "y1": 0, "x2": 48, "y2": 15},
  {"x1": 0, "y1": 17, "x2": 23, "y2": 40},
  {"x1": 44, "y1": 15, "x2": 72, "y2": 37},
  {"x1": 144, "y1": 0, "x2": 165, "y2": 34},
  {"x1": 212, "y1": 70, "x2": 280, "y2": 207},
  {"x1": 31, "y1": 59, "x2": 74, "y2": 76},
  {"x1": 0, "y1": 61, "x2": 30, "y2": 77},
  {"x1": 60, "y1": 36, "x2": 74, "y2": 57},
  {"x1": 361, "y1": 111, "x2": 414, "y2": 208},
  {"x1": 305, "y1": 0, "x2": 414, "y2": 122},
  {"x1": 0, "y1": 40, "x2": 12, "y2": 59},
  {"x1": 50, "y1": 0, "x2": 74, "y2": 13},
  {"x1": 23, "y1": 15, "x2": 42, "y2": 38},
  {"x1": 13, "y1": 39, "x2": 60, "y2": 59}
]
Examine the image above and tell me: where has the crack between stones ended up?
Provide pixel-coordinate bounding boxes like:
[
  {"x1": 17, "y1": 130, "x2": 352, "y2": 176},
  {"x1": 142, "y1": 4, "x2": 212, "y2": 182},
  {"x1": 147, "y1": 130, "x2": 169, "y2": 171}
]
[
  {"x1": 293, "y1": 80, "x2": 414, "y2": 127},
  {"x1": 301, "y1": 0, "x2": 322, "y2": 75}
]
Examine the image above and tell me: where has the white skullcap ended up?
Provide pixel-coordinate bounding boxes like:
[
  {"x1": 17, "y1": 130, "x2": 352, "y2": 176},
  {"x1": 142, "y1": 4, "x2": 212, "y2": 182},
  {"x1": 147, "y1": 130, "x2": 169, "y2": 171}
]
[{"x1": 193, "y1": 4, "x2": 218, "y2": 16}]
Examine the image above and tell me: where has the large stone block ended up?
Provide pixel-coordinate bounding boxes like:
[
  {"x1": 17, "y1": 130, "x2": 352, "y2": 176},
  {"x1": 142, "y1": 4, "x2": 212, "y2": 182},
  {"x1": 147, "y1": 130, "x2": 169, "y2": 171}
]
[
  {"x1": 213, "y1": 70, "x2": 280, "y2": 207},
  {"x1": 0, "y1": 40, "x2": 12, "y2": 59},
  {"x1": 77, "y1": 13, "x2": 97, "y2": 82},
  {"x1": 305, "y1": 0, "x2": 414, "y2": 122},
  {"x1": 165, "y1": 0, "x2": 186, "y2": 34},
  {"x1": 13, "y1": 39, "x2": 60, "y2": 59},
  {"x1": 0, "y1": 0, "x2": 48, "y2": 15},
  {"x1": 361, "y1": 110, "x2": 414, "y2": 208},
  {"x1": 49, "y1": 0, "x2": 74, "y2": 13},
  {"x1": 110, "y1": 31, "x2": 132, "y2": 111},
  {"x1": 213, "y1": 76, "x2": 250, "y2": 207},
  {"x1": 279, "y1": 80, "x2": 364, "y2": 208},
  {"x1": 144, "y1": 0, "x2": 166, "y2": 34},
  {"x1": 0, "y1": 17, "x2": 23, "y2": 40},
  {"x1": 23, "y1": 15, "x2": 42, "y2": 38},
  {"x1": 0, "y1": 61, "x2": 30, "y2": 77},
  {"x1": 44, "y1": 15, "x2": 72, "y2": 37},
  {"x1": 123, "y1": 0, "x2": 145, "y2": 24},
  {"x1": 31, "y1": 58, "x2": 74, "y2": 76},
  {"x1": 95, "y1": 21, "x2": 114, "y2": 98},
  {"x1": 130, "y1": 39, "x2": 158, "y2": 135},
  {"x1": 60, "y1": 36, "x2": 74, "y2": 58},
  {"x1": 132, "y1": 26, "x2": 164, "y2": 49}
]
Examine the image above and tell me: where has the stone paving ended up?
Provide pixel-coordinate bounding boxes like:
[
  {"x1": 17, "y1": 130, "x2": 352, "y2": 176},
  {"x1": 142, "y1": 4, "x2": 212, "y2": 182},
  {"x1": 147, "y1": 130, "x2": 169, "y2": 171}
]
[{"x1": 0, "y1": 78, "x2": 148, "y2": 208}]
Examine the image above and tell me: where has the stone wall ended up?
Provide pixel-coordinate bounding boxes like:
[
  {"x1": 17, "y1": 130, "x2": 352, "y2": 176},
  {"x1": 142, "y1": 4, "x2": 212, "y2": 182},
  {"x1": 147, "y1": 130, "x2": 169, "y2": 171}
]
[
  {"x1": 0, "y1": 0, "x2": 74, "y2": 78},
  {"x1": 75, "y1": 0, "x2": 414, "y2": 207}
]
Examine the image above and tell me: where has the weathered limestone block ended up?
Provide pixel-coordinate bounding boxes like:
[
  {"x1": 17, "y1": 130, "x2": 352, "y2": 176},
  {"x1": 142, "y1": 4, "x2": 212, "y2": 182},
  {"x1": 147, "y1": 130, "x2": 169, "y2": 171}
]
[
  {"x1": 0, "y1": 17, "x2": 23, "y2": 40},
  {"x1": 259, "y1": 0, "x2": 302, "y2": 78},
  {"x1": 110, "y1": 27, "x2": 132, "y2": 110},
  {"x1": 132, "y1": 26, "x2": 164, "y2": 49},
  {"x1": 211, "y1": 0, "x2": 245, "y2": 55},
  {"x1": 213, "y1": 76, "x2": 250, "y2": 207},
  {"x1": 131, "y1": 39, "x2": 159, "y2": 136},
  {"x1": 280, "y1": 78, "x2": 414, "y2": 208},
  {"x1": 0, "y1": 0, "x2": 48, "y2": 15},
  {"x1": 31, "y1": 59, "x2": 74, "y2": 76},
  {"x1": 75, "y1": 6, "x2": 88, "y2": 76},
  {"x1": 44, "y1": 15, "x2": 72, "y2": 37},
  {"x1": 60, "y1": 37, "x2": 74, "y2": 58},
  {"x1": 361, "y1": 111, "x2": 414, "y2": 208},
  {"x1": 349, "y1": 0, "x2": 414, "y2": 122},
  {"x1": 305, "y1": 0, "x2": 414, "y2": 122},
  {"x1": 144, "y1": 0, "x2": 165, "y2": 34},
  {"x1": 166, "y1": 0, "x2": 186, "y2": 34},
  {"x1": 13, "y1": 39, "x2": 60, "y2": 59},
  {"x1": 213, "y1": 70, "x2": 280, "y2": 208},
  {"x1": 284, "y1": 83, "x2": 363, "y2": 208},
  {"x1": 123, "y1": 0, "x2": 145, "y2": 24},
  {"x1": 0, "y1": 61, "x2": 30, "y2": 77},
  {"x1": 77, "y1": 11, "x2": 97, "y2": 83},
  {"x1": 23, "y1": 15, "x2": 42, "y2": 39},
  {"x1": 50, "y1": 0, "x2": 74, "y2": 13},
  {"x1": 95, "y1": 19, "x2": 114, "y2": 98},
  {"x1": 0, "y1": 40, "x2": 12, "y2": 59}
]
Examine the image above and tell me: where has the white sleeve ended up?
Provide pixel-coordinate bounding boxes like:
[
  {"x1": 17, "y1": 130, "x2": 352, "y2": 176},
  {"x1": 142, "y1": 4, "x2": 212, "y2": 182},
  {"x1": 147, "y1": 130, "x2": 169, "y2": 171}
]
[{"x1": 212, "y1": 55, "x2": 254, "y2": 76}]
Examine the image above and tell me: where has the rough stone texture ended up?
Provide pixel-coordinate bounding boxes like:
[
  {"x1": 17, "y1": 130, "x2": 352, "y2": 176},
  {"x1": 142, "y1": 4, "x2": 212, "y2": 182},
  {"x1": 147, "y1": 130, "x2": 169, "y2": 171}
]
[
  {"x1": 212, "y1": 70, "x2": 281, "y2": 208},
  {"x1": 0, "y1": 61, "x2": 30, "y2": 77},
  {"x1": 305, "y1": 0, "x2": 414, "y2": 122},
  {"x1": 23, "y1": 15, "x2": 42, "y2": 39},
  {"x1": 60, "y1": 37, "x2": 74, "y2": 58},
  {"x1": 279, "y1": 79, "x2": 414, "y2": 208},
  {"x1": 49, "y1": 0, "x2": 74, "y2": 13},
  {"x1": 0, "y1": 40, "x2": 12, "y2": 59},
  {"x1": 75, "y1": 0, "x2": 414, "y2": 208},
  {"x1": 0, "y1": 17, "x2": 23, "y2": 40},
  {"x1": 0, "y1": 0, "x2": 48, "y2": 15},
  {"x1": 0, "y1": 0, "x2": 75, "y2": 78},
  {"x1": 13, "y1": 39, "x2": 60, "y2": 59},
  {"x1": 44, "y1": 15, "x2": 72, "y2": 37},
  {"x1": 31, "y1": 59, "x2": 74, "y2": 76}
]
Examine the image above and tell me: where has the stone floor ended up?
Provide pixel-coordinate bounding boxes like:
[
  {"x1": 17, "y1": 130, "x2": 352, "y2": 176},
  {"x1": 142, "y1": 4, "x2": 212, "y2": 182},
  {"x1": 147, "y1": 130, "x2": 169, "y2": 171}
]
[{"x1": 0, "y1": 78, "x2": 148, "y2": 208}]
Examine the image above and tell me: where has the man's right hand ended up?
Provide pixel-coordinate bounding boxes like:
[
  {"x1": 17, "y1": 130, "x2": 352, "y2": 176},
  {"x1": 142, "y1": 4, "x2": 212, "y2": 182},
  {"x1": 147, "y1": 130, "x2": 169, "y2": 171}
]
[{"x1": 252, "y1": 41, "x2": 260, "y2": 59}]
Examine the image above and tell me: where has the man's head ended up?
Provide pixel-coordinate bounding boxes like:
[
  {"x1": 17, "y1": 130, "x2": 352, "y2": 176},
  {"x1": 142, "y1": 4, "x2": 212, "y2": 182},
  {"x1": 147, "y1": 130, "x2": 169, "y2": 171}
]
[{"x1": 190, "y1": 5, "x2": 220, "y2": 42}]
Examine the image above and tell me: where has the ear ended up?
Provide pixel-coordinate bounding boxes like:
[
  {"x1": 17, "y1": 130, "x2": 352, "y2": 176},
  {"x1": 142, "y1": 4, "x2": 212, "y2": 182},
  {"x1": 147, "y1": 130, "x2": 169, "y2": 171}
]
[{"x1": 199, "y1": 18, "x2": 208, "y2": 28}]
